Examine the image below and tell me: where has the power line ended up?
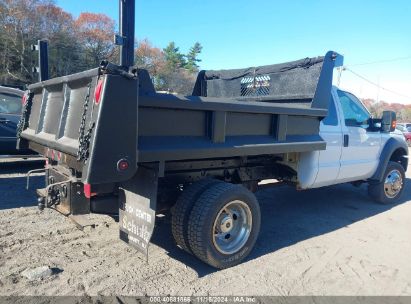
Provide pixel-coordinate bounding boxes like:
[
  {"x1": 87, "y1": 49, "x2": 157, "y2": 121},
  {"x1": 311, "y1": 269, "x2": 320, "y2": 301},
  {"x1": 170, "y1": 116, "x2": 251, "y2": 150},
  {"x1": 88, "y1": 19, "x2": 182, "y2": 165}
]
[
  {"x1": 343, "y1": 67, "x2": 411, "y2": 100},
  {"x1": 346, "y1": 56, "x2": 411, "y2": 67}
]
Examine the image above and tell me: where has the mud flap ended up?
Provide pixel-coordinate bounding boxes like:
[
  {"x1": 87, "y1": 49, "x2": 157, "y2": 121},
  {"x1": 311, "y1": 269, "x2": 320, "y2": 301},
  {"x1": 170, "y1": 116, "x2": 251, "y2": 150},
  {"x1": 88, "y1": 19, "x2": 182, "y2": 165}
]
[{"x1": 119, "y1": 166, "x2": 158, "y2": 258}]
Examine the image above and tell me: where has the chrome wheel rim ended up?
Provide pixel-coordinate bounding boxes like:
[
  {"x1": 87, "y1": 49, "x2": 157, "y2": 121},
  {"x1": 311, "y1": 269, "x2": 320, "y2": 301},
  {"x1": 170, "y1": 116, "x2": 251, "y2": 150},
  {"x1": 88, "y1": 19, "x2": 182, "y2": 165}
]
[
  {"x1": 212, "y1": 200, "x2": 252, "y2": 255},
  {"x1": 384, "y1": 169, "x2": 403, "y2": 198}
]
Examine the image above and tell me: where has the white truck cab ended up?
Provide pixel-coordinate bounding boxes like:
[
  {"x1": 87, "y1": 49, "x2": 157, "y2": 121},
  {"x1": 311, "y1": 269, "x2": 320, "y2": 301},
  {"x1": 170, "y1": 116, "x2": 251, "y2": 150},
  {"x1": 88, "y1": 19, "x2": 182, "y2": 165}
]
[{"x1": 299, "y1": 86, "x2": 408, "y2": 204}]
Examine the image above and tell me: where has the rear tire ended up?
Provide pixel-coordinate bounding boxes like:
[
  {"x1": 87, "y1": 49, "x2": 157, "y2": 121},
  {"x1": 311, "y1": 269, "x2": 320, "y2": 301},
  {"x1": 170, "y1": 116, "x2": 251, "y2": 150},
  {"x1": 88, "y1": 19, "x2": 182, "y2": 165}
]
[
  {"x1": 171, "y1": 178, "x2": 222, "y2": 253},
  {"x1": 368, "y1": 161, "x2": 405, "y2": 204},
  {"x1": 187, "y1": 182, "x2": 261, "y2": 269}
]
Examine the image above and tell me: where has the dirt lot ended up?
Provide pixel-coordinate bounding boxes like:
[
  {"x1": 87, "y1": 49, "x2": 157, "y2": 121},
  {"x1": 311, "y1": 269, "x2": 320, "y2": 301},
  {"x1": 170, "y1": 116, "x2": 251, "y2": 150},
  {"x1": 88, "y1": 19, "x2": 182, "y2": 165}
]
[{"x1": 0, "y1": 158, "x2": 411, "y2": 296}]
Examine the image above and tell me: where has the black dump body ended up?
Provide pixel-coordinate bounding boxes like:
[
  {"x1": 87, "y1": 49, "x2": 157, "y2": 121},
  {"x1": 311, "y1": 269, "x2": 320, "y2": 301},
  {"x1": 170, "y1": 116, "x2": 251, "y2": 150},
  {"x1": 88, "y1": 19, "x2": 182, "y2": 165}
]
[{"x1": 18, "y1": 51, "x2": 343, "y2": 185}]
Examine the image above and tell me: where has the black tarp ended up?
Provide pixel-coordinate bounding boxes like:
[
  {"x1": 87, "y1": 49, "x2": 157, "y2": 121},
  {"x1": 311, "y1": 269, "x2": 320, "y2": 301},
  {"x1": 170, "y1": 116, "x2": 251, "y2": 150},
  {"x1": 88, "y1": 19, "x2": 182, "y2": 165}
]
[{"x1": 192, "y1": 56, "x2": 325, "y2": 102}]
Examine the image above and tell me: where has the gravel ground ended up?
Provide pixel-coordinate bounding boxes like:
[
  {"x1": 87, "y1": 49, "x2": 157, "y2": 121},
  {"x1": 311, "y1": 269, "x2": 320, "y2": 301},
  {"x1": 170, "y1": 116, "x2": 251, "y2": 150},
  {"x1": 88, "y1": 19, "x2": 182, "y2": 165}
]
[{"x1": 0, "y1": 158, "x2": 411, "y2": 296}]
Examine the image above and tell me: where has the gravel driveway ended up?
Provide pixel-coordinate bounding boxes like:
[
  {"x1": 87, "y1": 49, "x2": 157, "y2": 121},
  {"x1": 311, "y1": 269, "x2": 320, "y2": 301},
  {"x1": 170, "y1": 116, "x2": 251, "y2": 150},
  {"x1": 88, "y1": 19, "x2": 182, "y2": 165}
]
[{"x1": 0, "y1": 158, "x2": 410, "y2": 296}]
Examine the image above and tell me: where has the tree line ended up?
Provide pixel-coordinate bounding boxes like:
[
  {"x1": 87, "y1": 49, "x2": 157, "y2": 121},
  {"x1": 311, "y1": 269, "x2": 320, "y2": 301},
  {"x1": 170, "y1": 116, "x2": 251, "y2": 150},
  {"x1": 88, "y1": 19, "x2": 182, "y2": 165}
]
[
  {"x1": 0, "y1": 0, "x2": 202, "y2": 94},
  {"x1": 2, "y1": 1, "x2": 406, "y2": 114}
]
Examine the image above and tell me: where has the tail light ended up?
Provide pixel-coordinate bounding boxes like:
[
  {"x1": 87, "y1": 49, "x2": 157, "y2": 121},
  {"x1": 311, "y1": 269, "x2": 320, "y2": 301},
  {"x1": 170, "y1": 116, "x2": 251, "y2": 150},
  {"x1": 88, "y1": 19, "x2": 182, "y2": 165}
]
[
  {"x1": 94, "y1": 79, "x2": 104, "y2": 104},
  {"x1": 22, "y1": 94, "x2": 27, "y2": 105}
]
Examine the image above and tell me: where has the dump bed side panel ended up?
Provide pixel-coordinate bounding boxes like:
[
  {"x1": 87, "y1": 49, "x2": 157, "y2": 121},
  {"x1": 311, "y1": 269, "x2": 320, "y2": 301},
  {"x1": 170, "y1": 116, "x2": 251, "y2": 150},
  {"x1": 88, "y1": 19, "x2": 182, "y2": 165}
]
[{"x1": 136, "y1": 94, "x2": 326, "y2": 163}]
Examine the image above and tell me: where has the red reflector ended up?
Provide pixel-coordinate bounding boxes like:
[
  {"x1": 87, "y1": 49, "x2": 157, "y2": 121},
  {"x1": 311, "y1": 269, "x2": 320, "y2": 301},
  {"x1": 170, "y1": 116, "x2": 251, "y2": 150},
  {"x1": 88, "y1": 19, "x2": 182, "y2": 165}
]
[
  {"x1": 22, "y1": 94, "x2": 27, "y2": 105},
  {"x1": 94, "y1": 79, "x2": 104, "y2": 104},
  {"x1": 84, "y1": 183, "x2": 92, "y2": 199},
  {"x1": 117, "y1": 159, "x2": 129, "y2": 171}
]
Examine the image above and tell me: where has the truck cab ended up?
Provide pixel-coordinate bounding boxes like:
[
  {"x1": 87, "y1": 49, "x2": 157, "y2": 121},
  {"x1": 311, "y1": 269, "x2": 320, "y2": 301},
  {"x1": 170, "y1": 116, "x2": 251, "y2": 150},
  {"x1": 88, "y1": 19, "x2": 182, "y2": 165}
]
[{"x1": 299, "y1": 86, "x2": 408, "y2": 194}]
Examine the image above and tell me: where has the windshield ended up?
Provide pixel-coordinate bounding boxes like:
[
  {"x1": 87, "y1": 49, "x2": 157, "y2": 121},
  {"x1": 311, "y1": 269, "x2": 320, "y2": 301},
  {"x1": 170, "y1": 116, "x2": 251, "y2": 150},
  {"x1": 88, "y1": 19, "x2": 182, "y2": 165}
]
[{"x1": 0, "y1": 93, "x2": 22, "y2": 114}]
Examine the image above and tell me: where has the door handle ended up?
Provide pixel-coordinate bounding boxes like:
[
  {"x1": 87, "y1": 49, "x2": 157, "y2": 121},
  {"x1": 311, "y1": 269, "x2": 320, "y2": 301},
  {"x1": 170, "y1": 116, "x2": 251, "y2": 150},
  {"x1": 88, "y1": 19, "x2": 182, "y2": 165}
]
[{"x1": 343, "y1": 134, "x2": 349, "y2": 147}]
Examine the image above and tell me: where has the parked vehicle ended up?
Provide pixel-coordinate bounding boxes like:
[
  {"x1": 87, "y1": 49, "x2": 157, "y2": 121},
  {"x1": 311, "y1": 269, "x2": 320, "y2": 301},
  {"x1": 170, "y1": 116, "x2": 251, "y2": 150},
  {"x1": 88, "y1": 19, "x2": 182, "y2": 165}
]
[
  {"x1": 397, "y1": 122, "x2": 411, "y2": 130},
  {"x1": 396, "y1": 124, "x2": 411, "y2": 146},
  {"x1": 0, "y1": 86, "x2": 35, "y2": 156},
  {"x1": 18, "y1": 1, "x2": 408, "y2": 269}
]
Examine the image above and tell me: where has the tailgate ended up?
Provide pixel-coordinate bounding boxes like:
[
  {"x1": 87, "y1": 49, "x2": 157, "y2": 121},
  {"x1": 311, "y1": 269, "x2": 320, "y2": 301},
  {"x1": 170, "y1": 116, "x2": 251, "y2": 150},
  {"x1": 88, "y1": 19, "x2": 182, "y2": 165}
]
[
  {"x1": 19, "y1": 67, "x2": 139, "y2": 184},
  {"x1": 20, "y1": 69, "x2": 99, "y2": 157}
]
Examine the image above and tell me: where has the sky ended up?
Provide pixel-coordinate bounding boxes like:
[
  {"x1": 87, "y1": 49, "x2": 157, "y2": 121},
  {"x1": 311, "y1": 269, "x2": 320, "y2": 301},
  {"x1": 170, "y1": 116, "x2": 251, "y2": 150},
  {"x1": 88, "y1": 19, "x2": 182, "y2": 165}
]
[{"x1": 57, "y1": 0, "x2": 411, "y2": 104}]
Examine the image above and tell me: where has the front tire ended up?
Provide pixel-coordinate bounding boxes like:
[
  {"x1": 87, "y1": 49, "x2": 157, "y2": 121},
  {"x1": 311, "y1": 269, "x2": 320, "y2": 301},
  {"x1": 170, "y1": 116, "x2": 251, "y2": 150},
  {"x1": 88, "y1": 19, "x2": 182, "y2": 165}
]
[
  {"x1": 368, "y1": 161, "x2": 405, "y2": 204},
  {"x1": 187, "y1": 182, "x2": 261, "y2": 269}
]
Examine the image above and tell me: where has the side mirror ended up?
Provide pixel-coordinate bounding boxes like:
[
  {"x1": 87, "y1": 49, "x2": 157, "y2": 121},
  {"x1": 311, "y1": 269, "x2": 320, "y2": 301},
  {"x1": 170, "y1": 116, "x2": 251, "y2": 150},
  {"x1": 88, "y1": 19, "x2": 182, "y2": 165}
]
[{"x1": 381, "y1": 111, "x2": 396, "y2": 132}]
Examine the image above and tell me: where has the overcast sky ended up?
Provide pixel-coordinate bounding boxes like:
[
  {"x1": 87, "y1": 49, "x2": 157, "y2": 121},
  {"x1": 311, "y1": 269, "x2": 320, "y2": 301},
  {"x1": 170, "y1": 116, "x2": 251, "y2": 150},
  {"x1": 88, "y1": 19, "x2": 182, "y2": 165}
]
[{"x1": 57, "y1": 0, "x2": 411, "y2": 104}]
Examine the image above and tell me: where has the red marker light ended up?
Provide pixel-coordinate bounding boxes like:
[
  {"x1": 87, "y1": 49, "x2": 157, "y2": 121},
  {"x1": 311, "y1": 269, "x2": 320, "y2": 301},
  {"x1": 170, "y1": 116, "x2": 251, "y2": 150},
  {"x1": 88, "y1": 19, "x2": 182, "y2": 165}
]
[
  {"x1": 22, "y1": 94, "x2": 27, "y2": 105},
  {"x1": 117, "y1": 159, "x2": 129, "y2": 171},
  {"x1": 94, "y1": 79, "x2": 104, "y2": 104}
]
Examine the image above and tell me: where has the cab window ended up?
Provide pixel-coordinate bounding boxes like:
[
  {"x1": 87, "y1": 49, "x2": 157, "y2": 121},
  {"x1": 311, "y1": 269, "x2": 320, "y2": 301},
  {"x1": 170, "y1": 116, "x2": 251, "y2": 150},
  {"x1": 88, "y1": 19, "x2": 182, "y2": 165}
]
[
  {"x1": 0, "y1": 93, "x2": 22, "y2": 114},
  {"x1": 337, "y1": 90, "x2": 370, "y2": 127}
]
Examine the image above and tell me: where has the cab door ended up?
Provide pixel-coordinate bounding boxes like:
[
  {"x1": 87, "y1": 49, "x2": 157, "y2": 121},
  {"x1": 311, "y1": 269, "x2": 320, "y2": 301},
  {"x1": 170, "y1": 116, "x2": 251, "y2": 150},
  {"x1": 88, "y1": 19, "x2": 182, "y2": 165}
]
[
  {"x1": 311, "y1": 90, "x2": 343, "y2": 187},
  {"x1": 335, "y1": 90, "x2": 381, "y2": 182}
]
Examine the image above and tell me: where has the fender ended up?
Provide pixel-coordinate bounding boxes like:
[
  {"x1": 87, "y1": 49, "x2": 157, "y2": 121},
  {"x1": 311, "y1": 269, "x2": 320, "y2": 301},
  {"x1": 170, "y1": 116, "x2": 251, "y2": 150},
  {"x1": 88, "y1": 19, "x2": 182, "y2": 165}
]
[{"x1": 370, "y1": 137, "x2": 408, "y2": 182}]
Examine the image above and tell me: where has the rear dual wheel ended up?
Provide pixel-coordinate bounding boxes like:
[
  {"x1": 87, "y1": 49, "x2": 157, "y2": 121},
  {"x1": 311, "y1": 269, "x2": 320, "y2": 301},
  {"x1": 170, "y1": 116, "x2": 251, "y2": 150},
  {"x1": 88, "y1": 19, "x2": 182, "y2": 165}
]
[
  {"x1": 172, "y1": 180, "x2": 261, "y2": 269},
  {"x1": 171, "y1": 179, "x2": 222, "y2": 254}
]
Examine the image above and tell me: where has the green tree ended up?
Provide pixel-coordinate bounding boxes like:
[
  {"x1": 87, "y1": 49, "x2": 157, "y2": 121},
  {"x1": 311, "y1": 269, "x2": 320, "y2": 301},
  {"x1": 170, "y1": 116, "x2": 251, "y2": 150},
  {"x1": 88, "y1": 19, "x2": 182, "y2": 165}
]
[
  {"x1": 163, "y1": 41, "x2": 185, "y2": 71},
  {"x1": 184, "y1": 42, "x2": 202, "y2": 72}
]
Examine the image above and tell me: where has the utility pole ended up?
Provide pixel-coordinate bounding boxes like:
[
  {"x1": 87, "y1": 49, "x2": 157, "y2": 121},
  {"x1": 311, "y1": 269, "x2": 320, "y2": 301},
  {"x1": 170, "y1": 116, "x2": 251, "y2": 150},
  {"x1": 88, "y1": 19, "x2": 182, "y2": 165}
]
[
  {"x1": 376, "y1": 75, "x2": 380, "y2": 103},
  {"x1": 32, "y1": 40, "x2": 49, "y2": 81},
  {"x1": 336, "y1": 66, "x2": 346, "y2": 87}
]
